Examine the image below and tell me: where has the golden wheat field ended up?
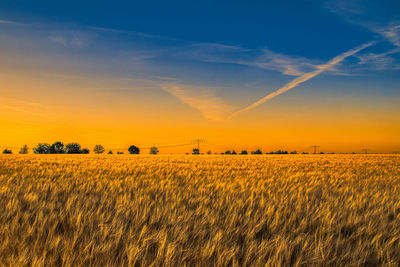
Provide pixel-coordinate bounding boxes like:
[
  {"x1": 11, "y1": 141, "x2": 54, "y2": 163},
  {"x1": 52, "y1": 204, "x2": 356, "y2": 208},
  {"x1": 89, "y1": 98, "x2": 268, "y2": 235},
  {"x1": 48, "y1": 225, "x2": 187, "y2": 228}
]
[{"x1": 0, "y1": 154, "x2": 399, "y2": 266}]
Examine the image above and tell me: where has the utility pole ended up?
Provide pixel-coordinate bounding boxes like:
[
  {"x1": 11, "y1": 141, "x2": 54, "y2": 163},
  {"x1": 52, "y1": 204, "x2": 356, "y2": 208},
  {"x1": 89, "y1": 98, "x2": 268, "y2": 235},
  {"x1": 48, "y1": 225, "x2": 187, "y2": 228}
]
[
  {"x1": 311, "y1": 145, "x2": 320, "y2": 154},
  {"x1": 191, "y1": 139, "x2": 205, "y2": 154},
  {"x1": 361, "y1": 148, "x2": 370, "y2": 154}
]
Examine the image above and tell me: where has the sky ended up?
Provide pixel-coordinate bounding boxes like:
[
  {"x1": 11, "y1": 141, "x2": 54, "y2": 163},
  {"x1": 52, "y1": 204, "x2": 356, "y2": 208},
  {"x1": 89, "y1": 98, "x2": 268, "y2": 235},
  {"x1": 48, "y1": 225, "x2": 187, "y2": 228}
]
[{"x1": 0, "y1": 0, "x2": 399, "y2": 153}]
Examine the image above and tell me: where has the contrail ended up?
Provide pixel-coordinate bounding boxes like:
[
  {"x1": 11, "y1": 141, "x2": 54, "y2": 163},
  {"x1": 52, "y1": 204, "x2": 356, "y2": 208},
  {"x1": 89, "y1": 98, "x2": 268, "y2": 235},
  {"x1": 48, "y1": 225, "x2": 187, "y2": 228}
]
[{"x1": 229, "y1": 42, "x2": 375, "y2": 119}]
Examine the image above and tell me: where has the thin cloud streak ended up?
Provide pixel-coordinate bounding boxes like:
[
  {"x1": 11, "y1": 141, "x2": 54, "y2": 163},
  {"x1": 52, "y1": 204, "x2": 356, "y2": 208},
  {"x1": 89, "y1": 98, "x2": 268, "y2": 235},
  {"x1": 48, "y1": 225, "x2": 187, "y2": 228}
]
[
  {"x1": 0, "y1": 19, "x2": 27, "y2": 26},
  {"x1": 379, "y1": 24, "x2": 400, "y2": 48},
  {"x1": 160, "y1": 83, "x2": 232, "y2": 121},
  {"x1": 87, "y1": 25, "x2": 183, "y2": 42},
  {"x1": 229, "y1": 42, "x2": 375, "y2": 118}
]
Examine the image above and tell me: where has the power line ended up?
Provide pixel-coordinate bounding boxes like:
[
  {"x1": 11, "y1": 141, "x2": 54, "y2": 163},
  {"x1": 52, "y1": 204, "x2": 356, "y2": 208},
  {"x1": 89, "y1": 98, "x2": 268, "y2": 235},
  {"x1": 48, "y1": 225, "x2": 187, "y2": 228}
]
[{"x1": 140, "y1": 143, "x2": 192, "y2": 149}]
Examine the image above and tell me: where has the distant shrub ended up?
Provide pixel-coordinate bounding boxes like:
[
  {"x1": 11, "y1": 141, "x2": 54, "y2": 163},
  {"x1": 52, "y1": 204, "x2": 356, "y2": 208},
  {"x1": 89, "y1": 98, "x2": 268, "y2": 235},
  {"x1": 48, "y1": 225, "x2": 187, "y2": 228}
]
[
  {"x1": 108, "y1": 150, "x2": 113, "y2": 154},
  {"x1": 268, "y1": 150, "x2": 289, "y2": 154},
  {"x1": 2, "y1": 149, "x2": 12, "y2": 154},
  {"x1": 65, "y1": 143, "x2": 81, "y2": 154},
  {"x1": 252, "y1": 149, "x2": 263, "y2": 155},
  {"x1": 80, "y1": 148, "x2": 90, "y2": 154},
  {"x1": 240, "y1": 150, "x2": 248, "y2": 155},
  {"x1": 34, "y1": 143, "x2": 51, "y2": 154},
  {"x1": 93, "y1": 144, "x2": 105, "y2": 154},
  {"x1": 128, "y1": 145, "x2": 140, "y2": 154},
  {"x1": 50, "y1": 141, "x2": 64, "y2": 154},
  {"x1": 150, "y1": 147, "x2": 159, "y2": 155},
  {"x1": 19, "y1": 145, "x2": 29, "y2": 154}
]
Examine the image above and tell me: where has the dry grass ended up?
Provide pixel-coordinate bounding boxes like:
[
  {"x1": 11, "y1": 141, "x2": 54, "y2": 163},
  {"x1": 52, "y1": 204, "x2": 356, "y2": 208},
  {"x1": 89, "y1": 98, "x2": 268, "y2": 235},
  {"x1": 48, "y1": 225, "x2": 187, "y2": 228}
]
[{"x1": 0, "y1": 154, "x2": 399, "y2": 266}]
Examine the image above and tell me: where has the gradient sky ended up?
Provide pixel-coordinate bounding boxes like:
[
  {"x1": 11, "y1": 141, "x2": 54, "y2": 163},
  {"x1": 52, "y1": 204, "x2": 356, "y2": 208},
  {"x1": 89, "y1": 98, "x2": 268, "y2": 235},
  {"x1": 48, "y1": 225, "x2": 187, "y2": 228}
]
[{"x1": 0, "y1": 0, "x2": 399, "y2": 153}]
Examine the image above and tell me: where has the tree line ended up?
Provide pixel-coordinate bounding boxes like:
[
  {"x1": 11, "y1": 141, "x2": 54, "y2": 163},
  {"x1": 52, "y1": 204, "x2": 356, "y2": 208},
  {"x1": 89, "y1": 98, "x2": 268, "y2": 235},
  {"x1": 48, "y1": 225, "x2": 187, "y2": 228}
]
[
  {"x1": 1, "y1": 142, "x2": 145, "y2": 155},
  {"x1": 203, "y1": 149, "x2": 312, "y2": 155},
  {"x1": 2, "y1": 142, "x2": 329, "y2": 155}
]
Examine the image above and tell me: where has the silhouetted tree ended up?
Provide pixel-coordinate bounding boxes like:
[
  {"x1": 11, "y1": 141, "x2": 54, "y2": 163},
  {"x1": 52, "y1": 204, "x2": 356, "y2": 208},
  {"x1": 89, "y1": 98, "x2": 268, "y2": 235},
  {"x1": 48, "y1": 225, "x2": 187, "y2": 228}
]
[
  {"x1": 128, "y1": 145, "x2": 140, "y2": 154},
  {"x1": 93, "y1": 144, "x2": 105, "y2": 154},
  {"x1": 34, "y1": 143, "x2": 51, "y2": 154},
  {"x1": 19, "y1": 145, "x2": 29, "y2": 154},
  {"x1": 50, "y1": 141, "x2": 64, "y2": 154},
  {"x1": 80, "y1": 148, "x2": 90, "y2": 154},
  {"x1": 290, "y1": 151, "x2": 298, "y2": 154},
  {"x1": 252, "y1": 149, "x2": 263, "y2": 154},
  {"x1": 108, "y1": 150, "x2": 113, "y2": 154},
  {"x1": 207, "y1": 150, "x2": 212, "y2": 155},
  {"x1": 2, "y1": 149, "x2": 12, "y2": 154},
  {"x1": 65, "y1": 143, "x2": 81, "y2": 154},
  {"x1": 192, "y1": 148, "x2": 199, "y2": 155},
  {"x1": 224, "y1": 150, "x2": 232, "y2": 155},
  {"x1": 240, "y1": 150, "x2": 248, "y2": 155},
  {"x1": 232, "y1": 150, "x2": 237, "y2": 155},
  {"x1": 269, "y1": 150, "x2": 288, "y2": 154},
  {"x1": 150, "y1": 147, "x2": 159, "y2": 155}
]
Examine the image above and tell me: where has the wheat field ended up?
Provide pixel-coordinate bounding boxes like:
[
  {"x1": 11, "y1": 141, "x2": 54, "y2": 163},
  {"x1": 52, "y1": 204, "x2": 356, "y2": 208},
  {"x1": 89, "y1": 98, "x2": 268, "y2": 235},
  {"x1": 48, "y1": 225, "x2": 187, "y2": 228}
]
[{"x1": 0, "y1": 154, "x2": 399, "y2": 266}]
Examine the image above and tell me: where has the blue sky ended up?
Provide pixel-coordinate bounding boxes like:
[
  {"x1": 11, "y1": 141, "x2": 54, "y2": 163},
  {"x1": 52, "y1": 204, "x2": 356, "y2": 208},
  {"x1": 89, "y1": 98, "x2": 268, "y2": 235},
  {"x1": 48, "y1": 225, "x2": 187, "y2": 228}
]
[
  {"x1": 1, "y1": 0, "x2": 399, "y2": 112},
  {"x1": 0, "y1": 0, "x2": 399, "y2": 151}
]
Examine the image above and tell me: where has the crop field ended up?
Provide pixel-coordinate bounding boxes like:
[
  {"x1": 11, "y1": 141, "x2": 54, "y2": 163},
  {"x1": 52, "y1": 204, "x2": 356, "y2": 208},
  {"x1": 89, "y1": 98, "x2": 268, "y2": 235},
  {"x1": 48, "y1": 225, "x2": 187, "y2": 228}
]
[{"x1": 0, "y1": 154, "x2": 399, "y2": 266}]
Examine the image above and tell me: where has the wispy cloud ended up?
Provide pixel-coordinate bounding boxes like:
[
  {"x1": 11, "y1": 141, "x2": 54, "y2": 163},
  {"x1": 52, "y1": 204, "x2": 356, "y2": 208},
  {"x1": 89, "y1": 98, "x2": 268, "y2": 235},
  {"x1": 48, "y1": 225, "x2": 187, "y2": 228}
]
[
  {"x1": 0, "y1": 97, "x2": 44, "y2": 116},
  {"x1": 87, "y1": 25, "x2": 182, "y2": 42},
  {"x1": 0, "y1": 104, "x2": 34, "y2": 114},
  {"x1": 324, "y1": 0, "x2": 367, "y2": 16},
  {"x1": 252, "y1": 48, "x2": 319, "y2": 76},
  {"x1": 2, "y1": 15, "x2": 381, "y2": 77},
  {"x1": 49, "y1": 36, "x2": 67, "y2": 46},
  {"x1": 152, "y1": 76, "x2": 178, "y2": 81},
  {"x1": 159, "y1": 83, "x2": 232, "y2": 121},
  {"x1": 83, "y1": 87, "x2": 143, "y2": 93},
  {"x1": 352, "y1": 24, "x2": 400, "y2": 71},
  {"x1": 0, "y1": 19, "x2": 27, "y2": 26},
  {"x1": 324, "y1": 1, "x2": 400, "y2": 71},
  {"x1": 188, "y1": 42, "x2": 249, "y2": 52},
  {"x1": 377, "y1": 24, "x2": 400, "y2": 48},
  {"x1": 229, "y1": 42, "x2": 374, "y2": 118},
  {"x1": 175, "y1": 42, "x2": 350, "y2": 77},
  {"x1": 0, "y1": 97, "x2": 42, "y2": 108},
  {"x1": 49, "y1": 30, "x2": 97, "y2": 48},
  {"x1": 325, "y1": 1, "x2": 400, "y2": 48},
  {"x1": 355, "y1": 48, "x2": 400, "y2": 71}
]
